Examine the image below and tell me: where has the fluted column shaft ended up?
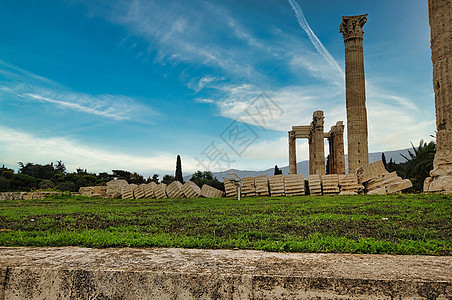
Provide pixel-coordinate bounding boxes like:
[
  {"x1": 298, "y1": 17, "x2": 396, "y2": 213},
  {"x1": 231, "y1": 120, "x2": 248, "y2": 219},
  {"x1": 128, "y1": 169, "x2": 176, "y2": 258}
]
[
  {"x1": 340, "y1": 14, "x2": 369, "y2": 173},
  {"x1": 425, "y1": 0, "x2": 452, "y2": 193}
]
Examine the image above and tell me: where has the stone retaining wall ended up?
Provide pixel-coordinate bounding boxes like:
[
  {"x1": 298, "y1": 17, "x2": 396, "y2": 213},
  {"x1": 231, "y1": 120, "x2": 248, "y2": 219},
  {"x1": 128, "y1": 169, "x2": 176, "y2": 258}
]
[{"x1": 0, "y1": 247, "x2": 450, "y2": 299}]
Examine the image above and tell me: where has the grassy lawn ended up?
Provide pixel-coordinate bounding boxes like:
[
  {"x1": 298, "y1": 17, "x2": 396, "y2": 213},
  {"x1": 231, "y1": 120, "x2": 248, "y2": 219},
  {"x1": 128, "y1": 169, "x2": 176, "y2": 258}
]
[{"x1": 0, "y1": 193, "x2": 450, "y2": 255}]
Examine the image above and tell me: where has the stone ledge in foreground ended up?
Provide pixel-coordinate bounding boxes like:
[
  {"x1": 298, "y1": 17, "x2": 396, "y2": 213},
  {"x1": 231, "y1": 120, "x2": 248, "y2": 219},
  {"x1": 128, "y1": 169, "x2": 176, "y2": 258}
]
[{"x1": 0, "y1": 247, "x2": 450, "y2": 299}]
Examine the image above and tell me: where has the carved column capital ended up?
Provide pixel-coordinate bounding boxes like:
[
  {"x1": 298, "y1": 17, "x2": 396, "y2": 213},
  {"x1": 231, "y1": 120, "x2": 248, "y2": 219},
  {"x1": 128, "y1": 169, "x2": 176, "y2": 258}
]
[
  {"x1": 288, "y1": 131, "x2": 296, "y2": 140},
  {"x1": 340, "y1": 14, "x2": 368, "y2": 41}
]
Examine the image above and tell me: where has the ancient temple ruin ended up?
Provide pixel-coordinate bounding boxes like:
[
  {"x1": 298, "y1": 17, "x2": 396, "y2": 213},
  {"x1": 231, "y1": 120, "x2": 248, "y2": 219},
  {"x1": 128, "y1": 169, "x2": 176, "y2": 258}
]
[
  {"x1": 340, "y1": 14, "x2": 370, "y2": 173},
  {"x1": 424, "y1": 0, "x2": 452, "y2": 193},
  {"x1": 288, "y1": 111, "x2": 345, "y2": 176}
]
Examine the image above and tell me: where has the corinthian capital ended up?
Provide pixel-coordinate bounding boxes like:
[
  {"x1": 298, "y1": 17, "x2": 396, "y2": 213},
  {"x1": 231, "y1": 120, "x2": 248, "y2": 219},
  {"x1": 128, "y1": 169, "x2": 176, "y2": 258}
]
[{"x1": 340, "y1": 14, "x2": 368, "y2": 41}]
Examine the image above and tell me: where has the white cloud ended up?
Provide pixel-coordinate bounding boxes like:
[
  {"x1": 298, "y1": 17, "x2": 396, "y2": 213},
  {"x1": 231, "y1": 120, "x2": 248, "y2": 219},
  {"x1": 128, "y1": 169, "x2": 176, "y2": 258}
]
[
  {"x1": 0, "y1": 66, "x2": 157, "y2": 122},
  {"x1": 194, "y1": 98, "x2": 215, "y2": 104},
  {"x1": 0, "y1": 125, "x2": 200, "y2": 176}
]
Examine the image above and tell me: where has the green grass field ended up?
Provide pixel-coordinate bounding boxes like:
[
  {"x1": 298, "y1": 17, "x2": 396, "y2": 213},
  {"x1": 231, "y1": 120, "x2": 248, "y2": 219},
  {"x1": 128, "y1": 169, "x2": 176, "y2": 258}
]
[{"x1": 0, "y1": 194, "x2": 450, "y2": 255}]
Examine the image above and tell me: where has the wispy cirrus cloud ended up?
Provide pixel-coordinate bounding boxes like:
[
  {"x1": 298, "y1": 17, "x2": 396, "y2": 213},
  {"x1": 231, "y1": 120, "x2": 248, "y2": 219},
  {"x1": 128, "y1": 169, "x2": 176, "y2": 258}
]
[{"x1": 0, "y1": 63, "x2": 157, "y2": 122}]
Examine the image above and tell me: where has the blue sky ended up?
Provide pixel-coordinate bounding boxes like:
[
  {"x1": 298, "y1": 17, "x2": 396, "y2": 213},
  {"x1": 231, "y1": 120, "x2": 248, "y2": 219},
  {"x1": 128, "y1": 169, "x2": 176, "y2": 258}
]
[{"x1": 0, "y1": 0, "x2": 435, "y2": 178}]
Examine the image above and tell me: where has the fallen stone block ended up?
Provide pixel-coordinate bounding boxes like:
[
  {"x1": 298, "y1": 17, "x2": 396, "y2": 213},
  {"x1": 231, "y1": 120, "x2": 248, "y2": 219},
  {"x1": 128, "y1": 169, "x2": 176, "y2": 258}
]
[
  {"x1": 182, "y1": 181, "x2": 201, "y2": 198},
  {"x1": 133, "y1": 184, "x2": 146, "y2": 199},
  {"x1": 255, "y1": 175, "x2": 269, "y2": 196},
  {"x1": 79, "y1": 187, "x2": 95, "y2": 197},
  {"x1": 367, "y1": 187, "x2": 387, "y2": 195},
  {"x1": 338, "y1": 191, "x2": 357, "y2": 195},
  {"x1": 144, "y1": 182, "x2": 157, "y2": 198},
  {"x1": 386, "y1": 179, "x2": 413, "y2": 194},
  {"x1": 121, "y1": 184, "x2": 137, "y2": 199},
  {"x1": 321, "y1": 174, "x2": 340, "y2": 195},
  {"x1": 22, "y1": 193, "x2": 34, "y2": 200},
  {"x1": 284, "y1": 174, "x2": 305, "y2": 196},
  {"x1": 200, "y1": 184, "x2": 224, "y2": 198},
  {"x1": 356, "y1": 160, "x2": 389, "y2": 184},
  {"x1": 365, "y1": 172, "x2": 400, "y2": 191},
  {"x1": 153, "y1": 183, "x2": 168, "y2": 199},
  {"x1": 308, "y1": 175, "x2": 322, "y2": 196},
  {"x1": 93, "y1": 186, "x2": 107, "y2": 197},
  {"x1": 106, "y1": 180, "x2": 128, "y2": 198},
  {"x1": 269, "y1": 174, "x2": 285, "y2": 197},
  {"x1": 338, "y1": 174, "x2": 364, "y2": 193},
  {"x1": 241, "y1": 177, "x2": 256, "y2": 197},
  {"x1": 166, "y1": 181, "x2": 185, "y2": 199},
  {"x1": 224, "y1": 179, "x2": 238, "y2": 198}
]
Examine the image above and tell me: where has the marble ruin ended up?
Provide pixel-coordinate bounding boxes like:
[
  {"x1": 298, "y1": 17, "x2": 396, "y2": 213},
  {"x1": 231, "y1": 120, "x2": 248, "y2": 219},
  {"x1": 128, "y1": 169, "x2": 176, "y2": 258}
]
[
  {"x1": 241, "y1": 177, "x2": 256, "y2": 197},
  {"x1": 424, "y1": 0, "x2": 452, "y2": 194},
  {"x1": 181, "y1": 181, "x2": 201, "y2": 198},
  {"x1": 289, "y1": 111, "x2": 345, "y2": 176},
  {"x1": 269, "y1": 174, "x2": 285, "y2": 196},
  {"x1": 283, "y1": 174, "x2": 305, "y2": 196},
  {"x1": 224, "y1": 179, "x2": 238, "y2": 198},
  {"x1": 154, "y1": 183, "x2": 168, "y2": 199},
  {"x1": 255, "y1": 175, "x2": 270, "y2": 196},
  {"x1": 307, "y1": 175, "x2": 322, "y2": 196},
  {"x1": 321, "y1": 174, "x2": 340, "y2": 195},
  {"x1": 144, "y1": 182, "x2": 157, "y2": 198},
  {"x1": 200, "y1": 184, "x2": 224, "y2": 198},
  {"x1": 327, "y1": 122, "x2": 346, "y2": 175},
  {"x1": 166, "y1": 181, "x2": 185, "y2": 199},
  {"x1": 357, "y1": 161, "x2": 412, "y2": 194},
  {"x1": 340, "y1": 14, "x2": 370, "y2": 173}
]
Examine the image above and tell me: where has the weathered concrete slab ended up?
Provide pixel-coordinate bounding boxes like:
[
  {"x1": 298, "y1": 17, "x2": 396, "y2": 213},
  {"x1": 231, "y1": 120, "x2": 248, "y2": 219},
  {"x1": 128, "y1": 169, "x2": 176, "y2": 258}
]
[{"x1": 0, "y1": 247, "x2": 450, "y2": 299}]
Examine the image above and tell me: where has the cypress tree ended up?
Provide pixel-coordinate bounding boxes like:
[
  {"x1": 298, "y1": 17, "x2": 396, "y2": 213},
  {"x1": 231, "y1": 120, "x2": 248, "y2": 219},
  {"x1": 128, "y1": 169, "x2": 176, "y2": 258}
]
[
  {"x1": 175, "y1": 155, "x2": 183, "y2": 183},
  {"x1": 274, "y1": 165, "x2": 282, "y2": 175}
]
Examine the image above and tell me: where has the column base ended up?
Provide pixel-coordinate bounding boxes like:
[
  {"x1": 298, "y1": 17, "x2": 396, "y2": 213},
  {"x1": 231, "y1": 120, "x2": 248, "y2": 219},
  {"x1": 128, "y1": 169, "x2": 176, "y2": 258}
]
[{"x1": 424, "y1": 165, "x2": 452, "y2": 194}]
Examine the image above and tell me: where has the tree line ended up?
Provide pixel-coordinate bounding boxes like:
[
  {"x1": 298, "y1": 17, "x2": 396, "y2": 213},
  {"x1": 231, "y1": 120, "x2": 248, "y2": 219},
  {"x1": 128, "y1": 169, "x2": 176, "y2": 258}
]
[{"x1": 0, "y1": 155, "x2": 225, "y2": 192}]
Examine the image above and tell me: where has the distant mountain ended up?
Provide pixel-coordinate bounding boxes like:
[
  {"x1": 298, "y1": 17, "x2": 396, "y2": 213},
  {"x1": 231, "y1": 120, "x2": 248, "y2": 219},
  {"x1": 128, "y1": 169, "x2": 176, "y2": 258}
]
[{"x1": 183, "y1": 148, "x2": 412, "y2": 182}]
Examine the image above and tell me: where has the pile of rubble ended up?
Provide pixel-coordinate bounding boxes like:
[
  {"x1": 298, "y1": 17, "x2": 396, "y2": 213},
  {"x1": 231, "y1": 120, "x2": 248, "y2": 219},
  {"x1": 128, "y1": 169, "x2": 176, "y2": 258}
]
[
  {"x1": 357, "y1": 161, "x2": 413, "y2": 195},
  {"x1": 0, "y1": 191, "x2": 63, "y2": 200},
  {"x1": 79, "y1": 180, "x2": 224, "y2": 199},
  {"x1": 77, "y1": 161, "x2": 412, "y2": 199}
]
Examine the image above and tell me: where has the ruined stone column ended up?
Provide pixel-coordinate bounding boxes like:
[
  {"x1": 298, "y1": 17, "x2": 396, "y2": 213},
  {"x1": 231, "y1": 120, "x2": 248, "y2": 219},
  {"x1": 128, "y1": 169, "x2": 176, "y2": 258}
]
[
  {"x1": 327, "y1": 121, "x2": 346, "y2": 175},
  {"x1": 333, "y1": 121, "x2": 346, "y2": 174},
  {"x1": 424, "y1": 0, "x2": 452, "y2": 193},
  {"x1": 340, "y1": 14, "x2": 369, "y2": 173},
  {"x1": 288, "y1": 131, "x2": 297, "y2": 174},
  {"x1": 309, "y1": 136, "x2": 314, "y2": 175},
  {"x1": 310, "y1": 111, "x2": 325, "y2": 175}
]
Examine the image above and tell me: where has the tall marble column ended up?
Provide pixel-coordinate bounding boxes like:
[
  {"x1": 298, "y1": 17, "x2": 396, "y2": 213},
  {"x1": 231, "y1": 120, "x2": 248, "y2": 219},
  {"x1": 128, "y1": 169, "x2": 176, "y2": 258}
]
[
  {"x1": 288, "y1": 131, "x2": 297, "y2": 174},
  {"x1": 340, "y1": 14, "x2": 369, "y2": 173},
  {"x1": 424, "y1": 0, "x2": 452, "y2": 193}
]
